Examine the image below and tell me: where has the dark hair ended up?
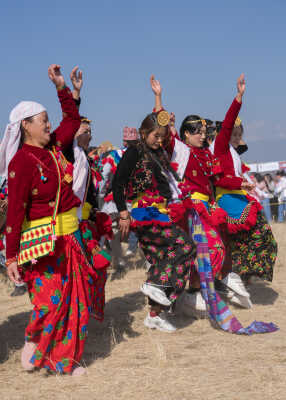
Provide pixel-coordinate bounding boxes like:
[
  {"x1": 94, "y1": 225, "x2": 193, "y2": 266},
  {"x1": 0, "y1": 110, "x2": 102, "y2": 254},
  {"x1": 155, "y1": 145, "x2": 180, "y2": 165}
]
[
  {"x1": 125, "y1": 139, "x2": 139, "y2": 147},
  {"x1": 139, "y1": 113, "x2": 168, "y2": 138},
  {"x1": 215, "y1": 121, "x2": 222, "y2": 133},
  {"x1": 254, "y1": 173, "x2": 264, "y2": 183},
  {"x1": 139, "y1": 113, "x2": 180, "y2": 182},
  {"x1": 276, "y1": 170, "x2": 285, "y2": 177},
  {"x1": 180, "y1": 115, "x2": 202, "y2": 142},
  {"x1": 80, "y1": 116, "x2": 91, "y2": 123},
  {"x1": 19, "y1": 115, "x2": 34, "y2": 148}
]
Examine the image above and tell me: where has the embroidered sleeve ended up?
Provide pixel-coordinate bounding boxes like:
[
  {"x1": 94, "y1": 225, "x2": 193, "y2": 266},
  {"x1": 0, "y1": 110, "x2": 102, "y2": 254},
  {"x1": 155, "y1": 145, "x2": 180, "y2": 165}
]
[
  {"x1": 6, "y1": 153, "x2": 33, "y2": 259},
  {"x1": 50, "y1": 87, "x2": 81, "y2": 151}
]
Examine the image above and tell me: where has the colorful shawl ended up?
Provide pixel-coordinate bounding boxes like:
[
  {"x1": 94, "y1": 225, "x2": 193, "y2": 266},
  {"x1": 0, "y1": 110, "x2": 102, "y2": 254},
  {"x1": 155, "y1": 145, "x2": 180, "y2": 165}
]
[{"x1": 188, "y1": 209, "x2": 278, "y2": 335}]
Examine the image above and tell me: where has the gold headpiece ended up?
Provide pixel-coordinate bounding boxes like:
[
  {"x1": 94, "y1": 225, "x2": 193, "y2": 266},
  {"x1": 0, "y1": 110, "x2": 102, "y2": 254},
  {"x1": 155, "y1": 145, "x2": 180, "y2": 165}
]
[
  {"x1": 234, "y1": 117, "x2": 242, "y2": 127},
  {"x1": 186, "y1": 119, "x2": 206, "y2": 126},
  {"x1": 81, "y1": 117, "x2": 92, "y2": 124},
  {"x1": 157, "y1": 110, "x2": 170, "y2": 127}
]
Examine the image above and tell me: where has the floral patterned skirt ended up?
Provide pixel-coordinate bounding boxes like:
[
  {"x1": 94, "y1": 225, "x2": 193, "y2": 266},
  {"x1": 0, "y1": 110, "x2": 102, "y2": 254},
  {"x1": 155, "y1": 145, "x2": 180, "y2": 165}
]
[
  {"x1": 22, "y1": 230, "x2": 99, "y2": 373},
  {"x1": 136, "y1": 223, "x2": 196, "y2": 302},
  {"x1": 229, "y1": 211, "x2": 277, "y2": 281}
]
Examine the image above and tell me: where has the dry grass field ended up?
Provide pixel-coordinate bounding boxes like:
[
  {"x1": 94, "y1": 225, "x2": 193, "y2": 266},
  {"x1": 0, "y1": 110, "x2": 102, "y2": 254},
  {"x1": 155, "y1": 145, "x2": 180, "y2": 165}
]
[{"x1": 0, "y1": 223, "x2": 285, "y2": 400}]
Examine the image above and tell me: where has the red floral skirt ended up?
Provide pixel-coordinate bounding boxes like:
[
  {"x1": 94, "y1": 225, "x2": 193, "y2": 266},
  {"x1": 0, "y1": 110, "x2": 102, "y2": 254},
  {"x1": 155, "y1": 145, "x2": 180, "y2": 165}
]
[{"x1": 20, "y1": 230, "x2": 100, "y2": 373}]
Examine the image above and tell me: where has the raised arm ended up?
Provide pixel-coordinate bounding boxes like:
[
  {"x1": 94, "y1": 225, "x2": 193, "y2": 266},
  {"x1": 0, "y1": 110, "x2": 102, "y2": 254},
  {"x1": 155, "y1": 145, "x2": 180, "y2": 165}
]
[
  {"x1": 70, "y1": 66, "x2": 83, "y2": 102},
  {"x1": 150, "y1": 75, "x2": 163, "y2": 112},
  {"x1": 48, "y1": 64, "x2": 81, "y2": 150},
  {"x1": 214, "y1": 74, "x2": 245, "y2": 157}
]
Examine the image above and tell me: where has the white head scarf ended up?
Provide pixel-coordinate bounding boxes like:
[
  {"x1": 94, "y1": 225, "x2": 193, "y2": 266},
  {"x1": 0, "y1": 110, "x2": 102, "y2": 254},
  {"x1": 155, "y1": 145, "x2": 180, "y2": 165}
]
[{"x1": 0, "y1": 101, "x2": 46, "y2": 179}]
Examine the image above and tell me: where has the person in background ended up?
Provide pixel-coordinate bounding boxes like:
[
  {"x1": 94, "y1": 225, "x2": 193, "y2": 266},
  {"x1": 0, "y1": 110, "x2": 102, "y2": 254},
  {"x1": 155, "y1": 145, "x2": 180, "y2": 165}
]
[
  {"x1": 274, "y1": 170, "x2": 286, "y2": 222},
  {"x1": 264, "y1": 173, "x2": 277, "y2": 221},
  {"x1": 254, "y1": 173, "x2": 273, "y2": 222}
]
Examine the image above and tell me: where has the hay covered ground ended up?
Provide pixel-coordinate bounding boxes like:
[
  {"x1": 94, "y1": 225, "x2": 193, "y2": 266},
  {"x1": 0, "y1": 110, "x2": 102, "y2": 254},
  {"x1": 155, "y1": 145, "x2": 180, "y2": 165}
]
[{"x1": 0, "y1": 224, "x2": 285, "y2": 400}]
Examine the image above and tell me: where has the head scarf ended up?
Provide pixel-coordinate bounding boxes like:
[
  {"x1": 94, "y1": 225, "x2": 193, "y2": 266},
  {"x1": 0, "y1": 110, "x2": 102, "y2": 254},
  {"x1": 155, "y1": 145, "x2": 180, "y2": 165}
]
[{"x1": 0, "y1": 101, "x2": 46, "y2": 179}]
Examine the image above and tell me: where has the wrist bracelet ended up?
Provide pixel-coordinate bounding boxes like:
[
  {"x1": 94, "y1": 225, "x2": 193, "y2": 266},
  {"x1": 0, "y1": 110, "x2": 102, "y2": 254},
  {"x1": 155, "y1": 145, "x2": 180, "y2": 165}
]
[
  {"x1": 6, "y1": 256, "x2": 17, "y2": 267},
  {"x1": 56, "y1": 84, "x2": 67, "y2": 91}
]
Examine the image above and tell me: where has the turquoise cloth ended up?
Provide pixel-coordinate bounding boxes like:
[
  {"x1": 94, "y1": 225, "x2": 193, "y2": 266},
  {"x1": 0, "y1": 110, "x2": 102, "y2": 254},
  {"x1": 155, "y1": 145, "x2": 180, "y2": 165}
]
[{"x1": 218, "y1": 194, "x2": 249, "y2": 219}]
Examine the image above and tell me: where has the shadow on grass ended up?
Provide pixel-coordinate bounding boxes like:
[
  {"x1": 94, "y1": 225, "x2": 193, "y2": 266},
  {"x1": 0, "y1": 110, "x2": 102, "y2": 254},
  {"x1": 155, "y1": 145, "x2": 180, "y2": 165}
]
[
  {"x1": 247, "y1": 279, "x2": 279, "y2": 305},
  {"x1": 0, "y1": 311, "x2": 30, "y2": 364},
  {"x1": 83, "y1": 290, "x2": 145, "y2": 366}
]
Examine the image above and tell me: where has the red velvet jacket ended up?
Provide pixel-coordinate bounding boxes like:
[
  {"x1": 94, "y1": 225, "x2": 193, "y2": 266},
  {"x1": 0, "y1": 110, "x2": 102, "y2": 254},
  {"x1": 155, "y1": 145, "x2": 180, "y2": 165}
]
[
  {"x1": 166, "y1": 100, "x2": 244, "y2": 197},
  {"x1": 213, "y1": 98, "x2": 244, "y2": 189},
  {"x1": 6, "y1": 87, "x2": 81, "y2": 259}
]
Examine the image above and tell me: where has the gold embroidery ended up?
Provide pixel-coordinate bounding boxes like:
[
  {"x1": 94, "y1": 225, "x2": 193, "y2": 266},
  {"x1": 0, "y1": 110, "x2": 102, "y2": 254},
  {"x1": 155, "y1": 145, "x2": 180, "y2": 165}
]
[
  {"x1": 6, "y1": 226, "x2": 12, "y2": 233},
  {"x1": 192, "y1": 170, "x2": 197, "y2": 177},
  {"x1": 226, "y1": 202, "x2": 253, "y2": 225},
  {"x1": 9, "y1": 171, "x2": 15, "y2": 178},
  {"x1": 49, "y1": 201, "x2": 55, "y2": 208},
  {"x1": 23, "y1": 202, "x2": 27, "y2": 209},
  {"x1": 32, "y1": 188, "x2": 38, "y2": 196}
]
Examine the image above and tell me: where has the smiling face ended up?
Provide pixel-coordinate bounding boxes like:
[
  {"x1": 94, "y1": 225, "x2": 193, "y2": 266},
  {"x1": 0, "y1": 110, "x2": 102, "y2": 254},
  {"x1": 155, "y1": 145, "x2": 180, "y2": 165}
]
[
  {"x1": 22, "y1": 111, "x2": 51, "y2": 148},
  {"x1": 185, "y1": 125, "x2": 206, "y2": 148},
  {"x1": 144, "y1": 127, "x2": 167, "y2": 150}
]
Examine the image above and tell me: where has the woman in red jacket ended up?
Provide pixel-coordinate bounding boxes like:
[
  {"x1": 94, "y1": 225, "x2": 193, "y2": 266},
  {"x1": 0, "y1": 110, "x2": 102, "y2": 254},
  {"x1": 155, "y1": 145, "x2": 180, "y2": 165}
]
[
  {"x1": 212, "y1": 74, "x2": 277, "y2": 291},
  {"x1": 2, "y1": 65, "x2": 96, "y2": 376},
  {"x1": 150, "y1": 74, "x2": 257, "y2": 310}
]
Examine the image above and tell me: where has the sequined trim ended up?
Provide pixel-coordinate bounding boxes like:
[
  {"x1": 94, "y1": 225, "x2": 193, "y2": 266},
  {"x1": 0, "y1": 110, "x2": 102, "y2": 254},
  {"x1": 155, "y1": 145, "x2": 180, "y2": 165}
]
[{"x1": 226, "y1": 201, "x2": 253, "y2": 225}]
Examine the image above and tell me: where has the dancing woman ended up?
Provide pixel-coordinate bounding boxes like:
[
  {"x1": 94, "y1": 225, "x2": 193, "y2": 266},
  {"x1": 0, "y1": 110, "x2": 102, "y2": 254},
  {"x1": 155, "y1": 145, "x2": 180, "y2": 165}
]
[
  {"x1": 2, "y1": 65, "x2": 98, "y2": 375},
  {"x1": 112, "y1": 110, "x2": 197, "y2": 332},
  {"x1": 211, "y1": 74, "x2": 277, "y2": 289},
  {"x1": 150, "y1": 74, "x2": 255, "y2": 310}
]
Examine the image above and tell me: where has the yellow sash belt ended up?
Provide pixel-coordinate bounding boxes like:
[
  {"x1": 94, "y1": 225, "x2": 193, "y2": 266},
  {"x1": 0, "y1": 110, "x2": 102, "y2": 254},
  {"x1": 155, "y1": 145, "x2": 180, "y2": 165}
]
[
  {"x1": 216, "y1": 187, "x2": 247, "y2": 202},
  {"x1": 191, "y1": 192, "x2": 209, "y2": 202},
  {"x1": 22, "y1": 207, "x2": 79, "y2": 237},
  {"x1": 82, "y1": 202, "x2": 92, "y2": 220}
]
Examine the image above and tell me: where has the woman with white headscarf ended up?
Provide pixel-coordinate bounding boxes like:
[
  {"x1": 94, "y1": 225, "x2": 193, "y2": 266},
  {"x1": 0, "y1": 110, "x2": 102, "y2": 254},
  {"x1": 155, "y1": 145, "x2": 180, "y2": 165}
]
[{"x1": 3, "y1": 64, "x2": 97, "y2": 376}]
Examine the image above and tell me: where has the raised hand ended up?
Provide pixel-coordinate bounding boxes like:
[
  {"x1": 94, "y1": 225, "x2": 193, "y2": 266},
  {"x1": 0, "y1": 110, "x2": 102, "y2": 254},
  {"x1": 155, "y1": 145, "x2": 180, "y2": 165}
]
[
  {"x1": 236, "y1": 73, "x2": 245, "y2": 102},
  {"x1": 150, "y1": 74, "x2": 162, "y2": 97},
  {"x1": 70, "y1": 66, "x2": 83, "y2": 93},
  {"x1": 48, "y1": 64, "x2": 65, "y2": 89}
]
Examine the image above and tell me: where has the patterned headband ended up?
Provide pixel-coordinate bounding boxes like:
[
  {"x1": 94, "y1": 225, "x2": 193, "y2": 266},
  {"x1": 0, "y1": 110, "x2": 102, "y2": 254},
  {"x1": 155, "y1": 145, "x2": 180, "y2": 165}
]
[
  {"x1": 186, "y1": 118, "x2": 206, "y2": 126},
  {"x1": 81, "y1": 117, "x2": 92, "y2": 124}
]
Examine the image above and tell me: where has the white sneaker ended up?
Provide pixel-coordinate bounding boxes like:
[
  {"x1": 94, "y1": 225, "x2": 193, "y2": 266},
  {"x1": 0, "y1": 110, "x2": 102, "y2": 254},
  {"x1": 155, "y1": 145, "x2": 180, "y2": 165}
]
[
  {"x1": 125, "y1": 249, "x2": 134, "y2": 258},
  {"x1": 230, "y1": 293, "x2": 253, "y2": 309},
  {"x1": 144, "y1": 313, "x2": 176, "y2": 332},
  {"x1": 141, "y1": 283, "x2": 171, "y2": 306},
  {"x1": 184, "y1": 291, "x2": 207, "y2": 311},
  {"x1": 222, "y1": 273, "x2": 250, "y2": 298}
]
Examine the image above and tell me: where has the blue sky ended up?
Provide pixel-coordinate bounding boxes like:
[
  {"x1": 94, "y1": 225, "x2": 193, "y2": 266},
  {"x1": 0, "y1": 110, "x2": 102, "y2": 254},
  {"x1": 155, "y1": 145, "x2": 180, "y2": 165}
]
[{"x1": 1, "y1": 0, "x2": 285, "y2": 162}]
